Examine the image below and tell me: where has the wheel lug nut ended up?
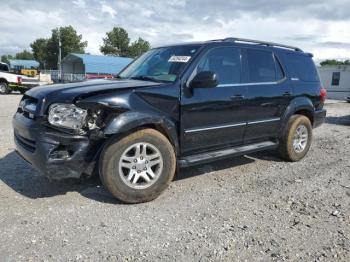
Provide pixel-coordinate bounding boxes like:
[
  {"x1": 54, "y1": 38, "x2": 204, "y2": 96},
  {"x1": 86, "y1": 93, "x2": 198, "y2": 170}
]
[
  {"x1": 134, "y1": 159, "x2": 137, "y2": 163},
  {"x1": 132, "y1": 166, "x2": 136, "y2": 169},
  {"x1": 137, "y1": 170, "x2": 141, "y2": 173},
  {"x1": 145, "y1": 160, "x2": 148, "y2": 164},
  {"x1": 140, "y1": 156, "x2": 143, "y2": 160},
  {"x1": 144, "y1": 167, "x2": 147, "y2": 170}
]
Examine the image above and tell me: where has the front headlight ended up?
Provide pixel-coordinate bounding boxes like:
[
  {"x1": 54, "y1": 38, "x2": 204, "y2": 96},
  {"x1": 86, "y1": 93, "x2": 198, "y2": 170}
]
[{"x1": 48, "y1": 103, "x2": 87, "y2": 130}]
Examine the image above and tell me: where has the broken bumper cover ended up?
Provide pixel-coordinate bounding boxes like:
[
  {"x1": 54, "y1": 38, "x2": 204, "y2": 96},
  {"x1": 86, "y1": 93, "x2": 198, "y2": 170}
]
[{"x1": 13, "y1": 112, "x2": 98, "y2": 180}]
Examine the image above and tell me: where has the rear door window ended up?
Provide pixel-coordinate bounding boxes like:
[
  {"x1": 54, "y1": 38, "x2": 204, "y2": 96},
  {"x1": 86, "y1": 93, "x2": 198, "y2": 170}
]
[{"x1": 244, "y1": 49, "x2": 277, "y2": 83}]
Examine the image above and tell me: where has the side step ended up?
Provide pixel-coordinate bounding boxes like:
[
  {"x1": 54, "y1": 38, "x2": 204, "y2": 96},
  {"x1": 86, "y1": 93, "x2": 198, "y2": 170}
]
[{"x1": 179, "y1": 141, "x2": 278, "y2": 167}]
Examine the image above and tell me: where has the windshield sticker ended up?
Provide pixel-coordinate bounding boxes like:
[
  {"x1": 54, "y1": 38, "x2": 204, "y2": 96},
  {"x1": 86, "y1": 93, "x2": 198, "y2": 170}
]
[{"x1": 168, "y1": 56, "x2": 191, "y2": 63}]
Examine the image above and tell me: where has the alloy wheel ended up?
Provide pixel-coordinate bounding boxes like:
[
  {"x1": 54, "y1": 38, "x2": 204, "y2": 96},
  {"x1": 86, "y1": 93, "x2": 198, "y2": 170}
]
[
  {"x1": 293, "y1": 124, "x2": 308, "y2": 153},
  {"x1": 118, "y1": 142, "x2": 163, "y2": 189}
]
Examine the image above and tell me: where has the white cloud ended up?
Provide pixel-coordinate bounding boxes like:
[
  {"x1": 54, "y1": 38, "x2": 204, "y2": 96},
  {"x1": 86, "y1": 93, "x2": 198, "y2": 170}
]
[
  {"x1": 73, "y1": 0, "x2": 86, "y2": 9},
  {"x1": 0, "y1": 0, "x2": 350, "y2": 62},
  {"x1": 101, "y1": 2, "x2": 117, "y2": 18}
]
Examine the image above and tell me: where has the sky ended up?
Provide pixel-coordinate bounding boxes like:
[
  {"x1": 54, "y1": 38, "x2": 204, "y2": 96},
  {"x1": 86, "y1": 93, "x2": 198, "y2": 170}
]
[{"x1": 1, "y1": 0, "x2": 350, "y2": 63}]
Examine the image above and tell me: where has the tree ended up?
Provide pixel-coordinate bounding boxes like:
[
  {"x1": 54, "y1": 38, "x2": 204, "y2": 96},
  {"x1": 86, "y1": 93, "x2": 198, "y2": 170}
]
[
  {"x1": 30, "y1": 38, "x2": 48, "y2": 68},
  {"x1": 15, "y1": 50, "x2": 34, "y2": 60},
  {"x1": 100, "y1": 27, "x2": 150, "y2": 57},
  {"x1": 127, "y1": 38, "x2": 151, "y2": 57},
  {"x1": 1, "y1": 51, "x2": 33, "y2": 65},
  {"x1": 46, "y1": 26, "x2": 88, "y2": 69},
  {"x1": 320, "y1": 59, "x2": 350, "y2": 66},
  {"x1": 100, "y1": 27, "x2": 130, "y2": 57},
  {"x1": 1, "y1": 55, "x2": 13, "y2": 65},
  {"x1": 30, "y1": 26, "x2": 87, "y2": 69}
]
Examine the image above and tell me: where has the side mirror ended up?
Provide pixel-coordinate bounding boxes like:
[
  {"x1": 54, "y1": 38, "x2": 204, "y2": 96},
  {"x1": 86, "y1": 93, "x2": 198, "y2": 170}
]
[{"x1": 189, "y1": 71, "x2": 218, "y2": 89}]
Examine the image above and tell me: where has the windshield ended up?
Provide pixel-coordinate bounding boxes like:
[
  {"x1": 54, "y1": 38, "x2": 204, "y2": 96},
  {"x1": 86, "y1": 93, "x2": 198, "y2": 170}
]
[{"x1": 118, "y1": 45, "x2": 201, "y2": 82}]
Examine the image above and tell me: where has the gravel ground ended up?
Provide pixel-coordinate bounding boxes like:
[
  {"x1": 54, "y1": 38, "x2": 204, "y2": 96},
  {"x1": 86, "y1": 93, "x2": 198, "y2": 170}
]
[{"x1": 0, "y1": 95, "x2": 349, "y2": 261}]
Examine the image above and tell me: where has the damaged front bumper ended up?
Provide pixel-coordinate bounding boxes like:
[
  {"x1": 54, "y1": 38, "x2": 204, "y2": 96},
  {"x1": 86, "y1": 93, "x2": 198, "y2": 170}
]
[{"x1": 13, "y1": 112, "x2": 102, "y2": 180}]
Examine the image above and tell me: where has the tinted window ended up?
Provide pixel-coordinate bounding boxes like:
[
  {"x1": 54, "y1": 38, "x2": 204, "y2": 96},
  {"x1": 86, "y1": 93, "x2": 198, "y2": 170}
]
[
  {"x1": 287, "y1": 54, "x2": 319, "y2": 82},
  {"x1": 0, "y1": 63, "x2": 9, "y2": 72},
  {"x1": 245, "y1": 49, "x2": 276, "y2": 83},
  {"x1": 194, "y1": 47, "x2": 241, "y2": 85},
  {"x1": 331, "y1": 72, "x2": 340, "y2": 86}
]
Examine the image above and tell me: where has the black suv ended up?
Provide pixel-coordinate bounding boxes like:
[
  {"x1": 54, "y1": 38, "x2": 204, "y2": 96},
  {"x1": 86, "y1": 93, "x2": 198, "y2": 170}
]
[{"x1": 13, "y1": 38, "x2": 327, "y2": 203}]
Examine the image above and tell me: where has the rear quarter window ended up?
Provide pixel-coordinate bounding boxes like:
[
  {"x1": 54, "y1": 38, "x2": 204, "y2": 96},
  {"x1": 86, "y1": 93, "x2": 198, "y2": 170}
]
[{"x1": 286, "y1": 53, "x2": 319, "y2": 82}]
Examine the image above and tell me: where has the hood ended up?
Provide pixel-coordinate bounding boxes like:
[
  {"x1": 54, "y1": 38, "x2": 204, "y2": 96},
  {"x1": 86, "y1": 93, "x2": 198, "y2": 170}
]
[{"x1": 26, "y1": 79, "x2": 162, "y2": 103}]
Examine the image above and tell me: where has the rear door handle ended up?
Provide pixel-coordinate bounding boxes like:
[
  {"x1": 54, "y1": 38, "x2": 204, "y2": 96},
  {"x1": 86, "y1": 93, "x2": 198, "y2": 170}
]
[
  {"x1": 230, "y1": 94, "x2": 244, "y2": 100},
  {"x1": 283, "y1": 92, "x2": 292, "y2": 97}
]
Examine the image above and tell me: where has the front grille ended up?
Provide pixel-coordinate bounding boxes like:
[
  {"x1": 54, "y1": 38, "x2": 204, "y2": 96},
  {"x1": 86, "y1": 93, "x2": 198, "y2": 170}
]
[{"x1": 14, "y1": 132, "x2": 36, "y2": 153}]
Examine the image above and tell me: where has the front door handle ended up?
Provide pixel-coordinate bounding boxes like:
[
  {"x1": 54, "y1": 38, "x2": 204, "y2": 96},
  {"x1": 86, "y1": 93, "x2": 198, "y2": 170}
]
[
  {"x1": 230, "y1": 94, "x2": 244, "y2": 101},
  {"x1": 283, "y1": 91, "x2": 292, "y2": 97}
]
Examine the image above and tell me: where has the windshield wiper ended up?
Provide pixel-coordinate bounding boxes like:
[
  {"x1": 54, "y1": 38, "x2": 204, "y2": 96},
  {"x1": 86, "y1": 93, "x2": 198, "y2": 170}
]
[{"x1": 130, "y1": 75, "x2": 161, "y2": 82}]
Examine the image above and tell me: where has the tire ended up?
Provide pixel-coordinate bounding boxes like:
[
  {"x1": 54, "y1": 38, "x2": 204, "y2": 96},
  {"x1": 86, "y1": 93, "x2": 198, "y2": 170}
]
[
  {"x1": 278, "y1": 114, "x2": 312, "y2": 162},
  {"x1": 99, "y1": 128, "x2": 176, "y2": 203},
  {"x1": 0, "y1": 82, "x2": 10, "y2": 94}
]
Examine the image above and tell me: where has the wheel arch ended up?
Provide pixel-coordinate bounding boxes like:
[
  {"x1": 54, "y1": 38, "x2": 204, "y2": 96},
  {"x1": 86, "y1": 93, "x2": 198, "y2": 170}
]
[
  {"x1": 103, "y1": 111, "x2": 179, "y2": 156},
  {"x1": 0, "y1": 78, "x2": 9, "y2": 84},
  {"x1": 279, "y1": 97, "x2": 315, "y2": 138}
]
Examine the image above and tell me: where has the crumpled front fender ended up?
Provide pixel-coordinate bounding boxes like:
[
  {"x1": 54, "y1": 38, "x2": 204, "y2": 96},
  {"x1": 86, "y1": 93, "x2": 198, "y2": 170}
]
[{"x1": 103, "y1": 111, "x2": 179, "y2": 155}]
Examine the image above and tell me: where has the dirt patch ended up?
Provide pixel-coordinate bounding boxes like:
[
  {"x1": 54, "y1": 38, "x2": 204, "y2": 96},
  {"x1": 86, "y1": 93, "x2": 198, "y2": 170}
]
[{"x1": 1, "y1": 95, "x2": 349, "y2": 261}]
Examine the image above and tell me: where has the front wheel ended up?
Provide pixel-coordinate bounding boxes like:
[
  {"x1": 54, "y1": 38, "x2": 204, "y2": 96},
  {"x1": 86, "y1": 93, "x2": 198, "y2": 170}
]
[
  {"x1": 278, "y1": 114, "x2": 312, "y2": 161},
  {"x1": 99, "y1": 129, "x2": 176, "y2": 203},
  {"x1": 0, "y1": 82, "x2": 10, "y2": 94}
]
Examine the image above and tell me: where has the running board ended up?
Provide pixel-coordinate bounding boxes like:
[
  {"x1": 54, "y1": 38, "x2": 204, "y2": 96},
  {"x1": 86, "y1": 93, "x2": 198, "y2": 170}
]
[{"x1": 179, "y1": 141, "x2": 278, "y2": 167}]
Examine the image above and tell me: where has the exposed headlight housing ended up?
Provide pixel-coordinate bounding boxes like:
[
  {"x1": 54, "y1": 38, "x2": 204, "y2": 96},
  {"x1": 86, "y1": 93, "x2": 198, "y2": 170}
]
[{"x1": 48, "y1": 103, "x2": 87, "y2": 130}]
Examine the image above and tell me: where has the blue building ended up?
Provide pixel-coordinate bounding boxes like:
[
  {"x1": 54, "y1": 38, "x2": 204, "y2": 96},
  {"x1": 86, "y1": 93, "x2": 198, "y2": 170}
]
[
  {"x1": 8, "y1": 59, "x2": 39, "y2": 71},
  {"x1": 62, "y1": 53, "x2": 132, "y2": 75}
]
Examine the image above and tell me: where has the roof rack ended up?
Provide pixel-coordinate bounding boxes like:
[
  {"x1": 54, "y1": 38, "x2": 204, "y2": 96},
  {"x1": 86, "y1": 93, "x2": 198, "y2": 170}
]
[{"x1": 223, "y1": 37, "x2": 303, "y2": 52}]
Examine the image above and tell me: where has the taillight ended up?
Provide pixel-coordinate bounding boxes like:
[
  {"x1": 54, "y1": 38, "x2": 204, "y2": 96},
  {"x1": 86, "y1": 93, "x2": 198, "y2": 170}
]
[
  {"x1": 17, "y1": 76, "x2": 22, "y2": 84},
  {"x1": 320, "y1": 87, "x2": 327, "y2": 102}
]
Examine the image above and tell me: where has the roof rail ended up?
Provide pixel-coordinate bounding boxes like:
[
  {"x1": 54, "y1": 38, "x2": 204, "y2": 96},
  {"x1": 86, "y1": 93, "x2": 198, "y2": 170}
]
[{"x1": 223, "y1": 37, "x2": 303, "y2": 52}]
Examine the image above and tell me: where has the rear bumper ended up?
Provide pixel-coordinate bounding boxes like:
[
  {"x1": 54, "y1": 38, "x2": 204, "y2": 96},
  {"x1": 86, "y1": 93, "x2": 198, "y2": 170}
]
[
  {"x1": 12, "y1": 112, "x2": 100, "y2": 180},
  {"x1": 313, "y1": 109, "x2": 327, "y2": 128}
]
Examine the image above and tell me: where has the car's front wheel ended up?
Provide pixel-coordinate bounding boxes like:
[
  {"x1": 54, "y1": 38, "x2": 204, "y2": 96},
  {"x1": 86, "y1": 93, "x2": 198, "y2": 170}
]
[
  {"x1": 278, "y1": 114, "x2": 312, "y2": 161},
  {"x1": 99, "y1": 128, "x2": 176, "y2": 203}
]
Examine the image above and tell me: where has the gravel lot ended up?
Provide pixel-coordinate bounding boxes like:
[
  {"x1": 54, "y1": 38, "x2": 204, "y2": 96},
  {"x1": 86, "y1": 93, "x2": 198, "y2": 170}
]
[{"x1": 0, "y1": 94, "x2": 349, "y2": 261}]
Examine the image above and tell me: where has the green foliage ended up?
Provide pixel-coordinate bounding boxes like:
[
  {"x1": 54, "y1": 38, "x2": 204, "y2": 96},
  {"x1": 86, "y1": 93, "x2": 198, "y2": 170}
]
[
  {"x1": 100, "y1": 27, "x2": 150, "y2": 58},
  {"x1": 100, "y1": 27, "x2": 130, "y2": 57},
  {"x1": 1, "y1": 51, "x2": 34, "y2": 66},
  {"x1": 1, "y1": 55, "x2": 13, "y2": 65},
  {"x1": 320, "y1": 59, "x2": 350, "y2": 66},
  {"x1": 30, "y1": 38, "x2": 49, "y2": 68},
  {"x1": 30, "y1": 26, "x2": 87, "y2": 69},
  {"x1": 128, "y1": 38, "x2": 151, "y2": 58},
  {"x1": 45, "y1": 26, "x2": 88, "y2": 69},
  {"x1": 15, "y1": 50, "x2": 34, "y2": 60}
]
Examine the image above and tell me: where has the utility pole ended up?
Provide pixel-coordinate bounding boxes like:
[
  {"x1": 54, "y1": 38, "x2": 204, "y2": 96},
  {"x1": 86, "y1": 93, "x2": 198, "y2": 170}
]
[{"x1": 58, "y1": 29, "x2": 62, "y2": 82}]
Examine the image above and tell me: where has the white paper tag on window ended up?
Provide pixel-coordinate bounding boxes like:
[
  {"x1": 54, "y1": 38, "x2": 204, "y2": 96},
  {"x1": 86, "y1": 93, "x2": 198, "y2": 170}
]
[{"x1": 168, "y1": 56, "x2": 191, "y2": 63}]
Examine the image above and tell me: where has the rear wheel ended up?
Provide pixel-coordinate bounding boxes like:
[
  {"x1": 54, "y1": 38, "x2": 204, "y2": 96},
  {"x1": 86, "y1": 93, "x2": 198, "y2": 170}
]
[
  {"x1": 0, "y1": 82, "x2": 10, "y2": 94},
  {"x1": 278, "y1": 114, "x2": 312, "y2": 161},
  {"x1": 100, "y1": 129, "x2": 176, "y2": 203}
]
